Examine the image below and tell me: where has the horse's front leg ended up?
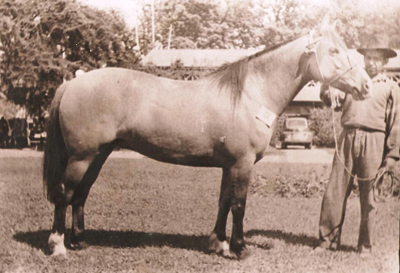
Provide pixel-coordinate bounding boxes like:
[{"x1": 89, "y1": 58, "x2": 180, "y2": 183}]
[
  {"x1": 70, "y1": 148, "x2": 113, "y2": 249},
  {"x1": 229, "y1": 162, "x2": 252, "y2": 260},
  {"x1": 209, "y1": 168, "x2": 231, "y2": 257}
]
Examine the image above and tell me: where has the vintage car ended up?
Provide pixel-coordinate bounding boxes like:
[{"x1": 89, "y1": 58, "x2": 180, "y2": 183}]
[{"x1": 280, "y1": 116, "x2": 313, "y2": 149}]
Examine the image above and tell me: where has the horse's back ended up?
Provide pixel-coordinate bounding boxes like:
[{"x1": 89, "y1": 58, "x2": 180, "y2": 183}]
[{"x1": 58, "y1": 68, "x2": 213, "y2": 157}]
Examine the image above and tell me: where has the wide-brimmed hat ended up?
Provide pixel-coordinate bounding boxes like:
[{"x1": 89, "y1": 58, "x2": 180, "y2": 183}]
[{"x1": 357, "y1": 36, "x2": 397, "y2": 59}]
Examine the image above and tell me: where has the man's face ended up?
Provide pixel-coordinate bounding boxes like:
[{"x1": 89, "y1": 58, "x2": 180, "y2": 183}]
[{"x1": 363, "y1": 50, "x2": 387, "y2": 78}]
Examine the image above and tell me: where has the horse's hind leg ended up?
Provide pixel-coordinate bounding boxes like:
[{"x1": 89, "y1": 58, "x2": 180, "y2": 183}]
[
  {"x1": 70, "y1": 146, "x2": 113, "y2": 249},
  {"x1": 48, "y1": 156, "x2": 91, "y2": 256},
  {"x1": 209, "y1": 167, "x2": 231, "y2": 257},
  {"x1": 48, "y1": 204, "x2": 68, "y2": 256}
]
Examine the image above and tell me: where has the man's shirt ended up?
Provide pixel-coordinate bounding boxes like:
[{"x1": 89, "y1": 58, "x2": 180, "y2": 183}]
[{"x1": 321, "y1": 73, "x2": 400, "y2": 159}]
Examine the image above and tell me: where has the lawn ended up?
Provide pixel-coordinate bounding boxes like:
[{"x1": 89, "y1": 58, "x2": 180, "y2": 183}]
[{"x1": 0, "y1": 155, "x2": 398, "y2": 273}]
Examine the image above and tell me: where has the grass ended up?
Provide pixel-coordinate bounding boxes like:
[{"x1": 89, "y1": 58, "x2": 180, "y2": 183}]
[{"x1": 0, "y1": 155, "x2": 398, "y2": 273}]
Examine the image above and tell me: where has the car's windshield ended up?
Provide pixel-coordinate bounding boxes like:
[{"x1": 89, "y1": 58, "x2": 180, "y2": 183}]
[{"x1": 286, "y1": 118, "x2": 307, "y2": 129}]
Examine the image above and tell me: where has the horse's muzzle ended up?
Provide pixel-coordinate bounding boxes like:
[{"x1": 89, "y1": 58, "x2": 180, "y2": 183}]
[{"x1": 353, "y1": 78, "x2": 372, "y2": 101}]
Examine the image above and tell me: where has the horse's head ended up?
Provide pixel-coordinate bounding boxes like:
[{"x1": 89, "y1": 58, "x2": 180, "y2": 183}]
[{"x1": 306, "y1": 15, "x2": 372, "y2": 100}]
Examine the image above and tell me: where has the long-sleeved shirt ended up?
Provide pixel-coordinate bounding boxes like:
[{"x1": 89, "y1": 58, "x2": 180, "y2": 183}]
[{"x1": 320, "y1": 73, "x2": 400, "y2": 160}]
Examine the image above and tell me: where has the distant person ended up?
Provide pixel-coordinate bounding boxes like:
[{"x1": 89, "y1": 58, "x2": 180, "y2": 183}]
[
  {"x1": 317, "y1": 36, "x2": 400, "y2": 257},
  {"x1": 0, "y1": 116, "x2": 9, "y2": 148}
]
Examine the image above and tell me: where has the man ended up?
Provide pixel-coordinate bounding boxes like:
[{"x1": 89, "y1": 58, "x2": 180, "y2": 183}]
[
  {"x1": 0, "y1": 116, "x2": 9, "y2": 148},
  {"x1": 317, "y1": 36, "x2": 400, "y2": 256}
]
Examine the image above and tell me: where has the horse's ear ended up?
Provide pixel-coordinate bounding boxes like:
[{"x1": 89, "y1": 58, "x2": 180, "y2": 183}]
[
  {"x1": 317, "y1": 14, "x2": 332, "y2": 35},
  {"x1": 332, "y1": 20, "x2": 338, "y2": 31},
  {"x1": 321, "y1": 14, "x2": 331, "y2": 29}
]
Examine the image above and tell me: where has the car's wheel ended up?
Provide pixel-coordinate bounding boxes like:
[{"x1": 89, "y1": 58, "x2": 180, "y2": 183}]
[
  {"x1": 281, "y1": 143, "x2": 287, "y2": 149},
  {"x1": 305, "y1": 143, "x2": 312, "y2": 149}
]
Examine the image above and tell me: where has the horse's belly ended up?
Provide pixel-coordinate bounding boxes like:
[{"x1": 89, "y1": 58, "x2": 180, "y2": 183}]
[{"x1": 119, "y1": 132, "x2": 222, "y2": 166}]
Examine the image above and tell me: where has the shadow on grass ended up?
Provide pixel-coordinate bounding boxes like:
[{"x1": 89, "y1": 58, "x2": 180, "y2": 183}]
[
  {"x1": 13, "y1": 230, "x2": 51, "y2": 254},
  {"x1": 245, "y1": 229, "x2": 358, "y2": 253},
  {"x1": 14, "y1": 229, "x2": 210, "y2": 255},
  {"x1": 14, "y1": 229, "x2": 358, "y2": 255}
]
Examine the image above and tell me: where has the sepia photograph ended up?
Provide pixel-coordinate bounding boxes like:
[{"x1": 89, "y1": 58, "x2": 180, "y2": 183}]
[{"x1": 0, "y1": 0, "x2": 399, "y2": 272}]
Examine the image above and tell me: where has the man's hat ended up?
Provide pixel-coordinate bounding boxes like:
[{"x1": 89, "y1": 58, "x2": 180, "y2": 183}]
[{"x1": 357, "y1": 36, "x2": 397, "y2": 59}]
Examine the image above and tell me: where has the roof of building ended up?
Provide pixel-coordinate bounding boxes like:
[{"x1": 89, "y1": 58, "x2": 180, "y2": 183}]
[
  {"x1": 293, "y1": 82, "x2": 321, "y2": 102},
  {"x1": 141, "y1": 49, "x2": 263, "y2": 67}
]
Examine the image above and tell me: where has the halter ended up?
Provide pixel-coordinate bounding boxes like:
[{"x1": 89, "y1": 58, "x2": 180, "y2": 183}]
[{"x1": 305, "y1": 30, "x2": 356, "y2": 86}]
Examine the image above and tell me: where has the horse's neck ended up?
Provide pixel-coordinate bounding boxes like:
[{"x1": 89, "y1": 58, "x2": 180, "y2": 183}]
[{"x1": 247, "y1": 36, "x2": 310, "y2": 116}]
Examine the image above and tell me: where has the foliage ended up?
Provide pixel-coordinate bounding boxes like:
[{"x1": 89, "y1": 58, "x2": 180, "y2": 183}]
[
  {"x1": 309, "y1": 106, "x2": 343, "y2": 148},
  {"x1": 0, "y1": 0, "x2": 140, "y2": 118},
  {"x1": 270, "y1": 115, "x2": 287, "y2": 147},
  {"x1": 333, "y1": 0, "x2": 400, "y2": 48},
  {"x1": 252, "y1": 163, "x2": 400, "y2": 199},
  {"x1": 251, "y1": 165, "x2": 331, "y2": 198},
  {"x1": 137, "y1": 0, "x2": 400, "y2": 51},
  {"x1": 138, "y1": 0, "x2": 326, "y2": 50}
]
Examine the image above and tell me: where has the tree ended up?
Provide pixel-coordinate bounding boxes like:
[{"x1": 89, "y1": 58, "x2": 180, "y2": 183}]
[
  {"x1": 0, "y1": 0, "x2": 140, "y2": 119},
  {"x1": 136, "y1": 0, "x2": 399, "y2": 51},
  {"x1": 137, "y1": 0, "x2": 328, "y2": 50}
]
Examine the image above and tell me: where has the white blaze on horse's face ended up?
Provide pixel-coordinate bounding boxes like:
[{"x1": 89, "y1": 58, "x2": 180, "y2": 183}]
[{"x1": 310, "y1": 18, "x2": 372, "y2": 100}]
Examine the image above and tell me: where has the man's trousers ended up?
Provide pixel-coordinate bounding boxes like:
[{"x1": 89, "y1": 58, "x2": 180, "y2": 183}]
[{"x1": 319, "y1": 127, "x2": 385, "y2": 249}]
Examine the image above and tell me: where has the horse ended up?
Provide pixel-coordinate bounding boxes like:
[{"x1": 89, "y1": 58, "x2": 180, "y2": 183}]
[{"x1": 43, "y1": 16, "x2": 372, "y2": 259}]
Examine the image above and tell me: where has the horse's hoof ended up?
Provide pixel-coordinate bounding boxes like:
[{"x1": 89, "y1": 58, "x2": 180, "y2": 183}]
[
  {"x1": 230, "y1": 243, "x2": 251, "y2": 260},
  {"x1": 69, "y1": 241, "x2": 88, "y2": 250},
  {"x1": 51, "y1": 251, "x2": 68, "y2": 259},
  {"x1": 49, "y1": 244, "x2": 68, "y2": 257},
  {"x1": 208, "y1": 232, "x2": 229, "y2": 255},
  {"x1": 48, "y1": 232, "x2": 67, "y2": 256},
  {"x1": 236, "y1": 248, "x2": 251, "y2": 260}
]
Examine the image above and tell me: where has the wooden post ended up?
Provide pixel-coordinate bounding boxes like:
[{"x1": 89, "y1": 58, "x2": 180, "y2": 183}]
[
  {"x1": 135, "y1": 20, "x2": 140, "y2": 50},
  {"x1": 151, "y1": 0, "x2": 155, "y2": 44},
  {"x1": 168, "y1": 25, "x2": 172, "y2": 49}
]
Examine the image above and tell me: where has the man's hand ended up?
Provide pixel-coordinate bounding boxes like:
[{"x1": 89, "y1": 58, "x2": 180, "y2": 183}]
[
  {"x1": 320, "y1": 84, "x2": 346, "y2": 109},
  {"x1": 383, "y1": 157, "x2": 397, "y2": 173},
  {"x1": 329, "y1": 88, "x2": 346, "y2": 109}
]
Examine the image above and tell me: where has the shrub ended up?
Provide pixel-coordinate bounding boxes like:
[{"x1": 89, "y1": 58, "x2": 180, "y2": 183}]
[
  {"x1": 309, "y1": 107, "x2": 342, "y2": 147},
  {"x1": 250, "y1": 164, "x2": 331, "y2": 198},
  {"x1": 270, "y1": 115, "x2": 288, "y2": 147}
]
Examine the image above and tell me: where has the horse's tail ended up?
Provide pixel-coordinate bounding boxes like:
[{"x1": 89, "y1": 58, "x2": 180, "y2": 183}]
[{"x1": 43, "y1": 83, "x2": 69, "y2": 203}]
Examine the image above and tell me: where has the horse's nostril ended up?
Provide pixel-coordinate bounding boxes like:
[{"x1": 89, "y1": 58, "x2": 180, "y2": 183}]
[{"x1": 364, "y1": 82, "x2": 370, "y2": 90}]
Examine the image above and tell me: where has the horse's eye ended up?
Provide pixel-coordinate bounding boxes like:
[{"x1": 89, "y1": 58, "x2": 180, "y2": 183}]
[{"x1": 329, "y1": 48, "x2": 339, "y2": 55}]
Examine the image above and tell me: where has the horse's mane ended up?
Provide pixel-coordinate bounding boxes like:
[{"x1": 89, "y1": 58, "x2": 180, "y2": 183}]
[{"x1": 209, "y1": 35, "x2": 302, "y2": 105}]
